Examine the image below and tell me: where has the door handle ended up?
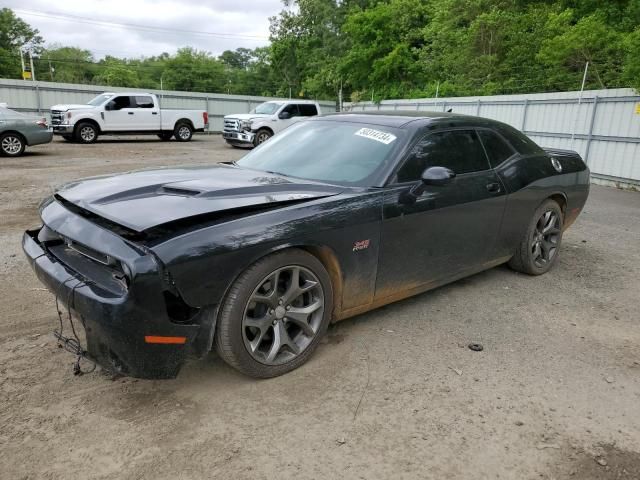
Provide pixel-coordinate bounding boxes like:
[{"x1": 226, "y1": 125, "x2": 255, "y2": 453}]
[
  {"x1": 486, "y1": 182, "x2": 501, "y2": 193},
  {"x1": 152, "y1": 112, "x2": 158, "y2": 115},
  {"x1": 128, "y1": 112, "x2": 134, "y2": 115}
]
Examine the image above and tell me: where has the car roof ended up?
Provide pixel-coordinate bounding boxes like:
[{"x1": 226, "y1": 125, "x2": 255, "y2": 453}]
[{"x1": 320, "y1": 110, "x2": 504, "y2": 129}]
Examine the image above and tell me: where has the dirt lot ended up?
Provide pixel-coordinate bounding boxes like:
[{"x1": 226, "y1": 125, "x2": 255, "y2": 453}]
[{"x1": 1, "y1": 135, "x2": 639, "y2": 480}]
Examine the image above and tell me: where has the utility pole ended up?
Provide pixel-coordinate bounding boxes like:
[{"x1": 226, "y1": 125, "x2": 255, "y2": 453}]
[
  {"x1": 29, "y1": 50, "x2": 36, "y2": 82},
  {"x1": 338, "y1": 78, "x2": 343, "y2": 112},
  {"x1": 48, "y1": 58, "x2": 54, "y2": 81}
]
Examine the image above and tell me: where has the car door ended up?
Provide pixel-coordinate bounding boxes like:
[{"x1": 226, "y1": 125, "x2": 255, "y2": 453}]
[
  {"x1": 132, "y1": 95, "x2": 160, "y2": 130},
  {"x1": 374, "y1": 128, "x2": 507, "y2": 301},
  {"x1": 103, "y1": 95, "x2": 136, "y2": 130}
]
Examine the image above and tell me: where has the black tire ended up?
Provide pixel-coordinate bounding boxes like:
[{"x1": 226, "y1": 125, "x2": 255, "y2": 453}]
[
  {"x1": 0, "y1": 132, "x2": 26, "y2": 157},
  {"x1": 62, "y1": 135, "x2": 75, "y2": 142},
  {"x1": 158, "y1": 132, "x2": 173, "y2": 141},
  {"x1": 174, "y1": 122, "x2": 193, "y2": 142},
  {"x1": 75, "y1": 122, "x2": 98, "y2": 144},
  {"x1": 215, "y1": 249, "x2": 333, "y2": 378},
  {"x1": 253, "y1": 128, "x2": 272, "y2": 147},
  {"x1": 508, "y1": 199, "x2": 564, "y2": 275}
]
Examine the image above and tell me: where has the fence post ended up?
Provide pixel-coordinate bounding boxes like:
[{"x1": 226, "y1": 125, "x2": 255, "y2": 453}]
[
  {"x1": 521, "y1": 99, "x2": 529, "y2": 131},
  {"x1": 205, "y1": 97, "x2": 210, "y2": 134},
  {"x1": 584, "y1": 96, "x2": 599, "y2": 166},
  {"x1": 476, "y1": 99, "x2": 481, "y2": 116},
  {"x1": 35, "y1": 83, "x2": 42, "y2": 115}
]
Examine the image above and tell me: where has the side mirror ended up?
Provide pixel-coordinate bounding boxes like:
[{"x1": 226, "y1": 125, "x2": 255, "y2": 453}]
[
  {"x1": 400, "y1": 166, "x2": 456, "y2": 204},
  {"x1": 421, "y1": 166, "x2": 456, "y2": 186},
  {"x1": 279, "y1": 111, "x2": 292, "y2": 120}
]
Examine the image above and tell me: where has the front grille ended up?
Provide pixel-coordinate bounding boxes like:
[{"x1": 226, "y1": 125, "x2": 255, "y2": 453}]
[
  {"x1": 223, "y1": 118, "x2": 240, "y2": 132},
  {"x1": 50, "y1": 110, "x2": 64, "y2": 126}
]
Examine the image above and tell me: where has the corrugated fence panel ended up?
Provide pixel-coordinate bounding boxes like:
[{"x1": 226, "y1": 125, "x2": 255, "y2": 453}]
[{"x1": 346, "y1": 88, "x2": 640, "y2": 186}]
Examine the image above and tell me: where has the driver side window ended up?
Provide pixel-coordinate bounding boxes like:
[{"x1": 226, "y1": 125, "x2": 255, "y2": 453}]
[
  {"x1": 281, "y1": 104, "x2": 300, "y2": 117},
  {"x1": 396, "y1": 129, "x2": 490, "y2": 183},
  {"x1": 109, "y1": 96, "x2": 133, "y2": 110}
]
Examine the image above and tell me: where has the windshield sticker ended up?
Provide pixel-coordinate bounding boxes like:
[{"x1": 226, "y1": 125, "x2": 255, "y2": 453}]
[{"x1": 354, "y1": 128, "x2": 397, "y2": 145}]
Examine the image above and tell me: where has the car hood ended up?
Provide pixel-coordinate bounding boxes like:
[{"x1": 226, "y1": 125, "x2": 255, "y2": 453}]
[
  {"x1": 224, "y1": 113, "x2": 270, "y2": 121},
  {"x1": 55, "y1": 164, "x2": 344, "y2": 233},
  {"x1": 50, "y1": 104, "x2": 93, "y2": 111}
]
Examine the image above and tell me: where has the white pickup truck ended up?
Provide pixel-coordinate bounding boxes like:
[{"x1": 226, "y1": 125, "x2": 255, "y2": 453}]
[
  {"x1": 222, "y1": 100, "x2": 321, "y2": 147},
  {"x1": 50, "y1": 92, "x2": 208, "y2": 143}
]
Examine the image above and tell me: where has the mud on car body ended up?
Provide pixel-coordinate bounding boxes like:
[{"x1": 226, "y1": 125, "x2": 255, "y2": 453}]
[{"x1": 23, "y1": 112, "x2": 590, "y2": 379}]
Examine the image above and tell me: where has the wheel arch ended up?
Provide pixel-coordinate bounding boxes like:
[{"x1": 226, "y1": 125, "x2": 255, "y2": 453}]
[
  {"x1": 254, "y1": 126, "x2": 274, "y2": 136},
  {"x1": 74, "y1": 118, "x2": 101, "y2": 134},
  {"x1": 546, "y1": 192, "x2": 567, "y2": 217},
  {"x1": 175, "y1": 118, "x2": 194, "y2": 129},
  {"x1": 1, "y1": 130, "x2": 27, "y2": 145}
]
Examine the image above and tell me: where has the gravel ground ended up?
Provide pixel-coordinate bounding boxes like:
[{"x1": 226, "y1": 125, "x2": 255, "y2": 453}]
[{"x1": 1, "y1": 135, "x2": 639, "y2": 480}]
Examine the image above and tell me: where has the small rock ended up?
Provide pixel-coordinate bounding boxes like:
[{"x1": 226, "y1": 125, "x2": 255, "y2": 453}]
[
  {"x1": 385, "y1": 329, "x2": 394, "y2": 333},
  {"x1": 28, "y1": 334, "x2": 41, "y2": 339},
  {"x1": 176, "y1": 403, "x2": 181, "y2": 407},
  {"x1": 605, "y1": 376, "x2": 614, "y2": 384},
  {"x1": 336, "y1": 437, "x2": 346, "y2": 445},
  {"x1": 450, "y1": 367, "x2": 463, "y2": 376},
  {"x1": 595, "y1": 457, "x2": 607, "y2": 467},
  {"x1": 536, "y1": 443, "x2": 560, "y2": 450},
  {"x1": 515, "y1": 421, "x2": 524, "y2": 426},
  {"x1": 39, "y1": 343, "x2": 46, "y2": 347}
]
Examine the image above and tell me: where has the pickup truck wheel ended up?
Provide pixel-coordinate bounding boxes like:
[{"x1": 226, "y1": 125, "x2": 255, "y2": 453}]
[
  {"x1": 158, "y1": 133, "x2": 173, "y2": 141},
  {"x1": 174, "y1": 123, "x2": 193, "y2": 142},
  {"x1": 253, "y1": 129, "x2": 272, "y2": 147},
  {"x1": 508, "y1": 199, "x2": 563, "y2": 275},
  {"x1": 75, "y1": 122, "x2": 98, "y2": 144},
  {"x1": 215, "y1": 249, "x2": 333, "y2": 378},
  {"x1": 0, "y1": 132, "x2": 26, "y2": 157}
]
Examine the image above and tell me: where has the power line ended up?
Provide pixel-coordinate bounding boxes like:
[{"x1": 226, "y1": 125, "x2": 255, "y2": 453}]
[{"x1": 13, "y1": 8, "x2": 270, "y2": 41}]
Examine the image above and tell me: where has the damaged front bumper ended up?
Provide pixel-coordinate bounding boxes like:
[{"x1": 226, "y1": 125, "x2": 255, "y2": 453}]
[
  {"x1": 222, "y1": 130, "x2": 255, "y2": 145},
  {"x1": 22, "y1": 200, "x2": 216, "y2": 379}
]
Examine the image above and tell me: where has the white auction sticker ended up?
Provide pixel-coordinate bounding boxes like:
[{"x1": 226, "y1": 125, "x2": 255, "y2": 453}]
[{"x1": 354, "y1": 128, "x2": 397, "y2": 145}]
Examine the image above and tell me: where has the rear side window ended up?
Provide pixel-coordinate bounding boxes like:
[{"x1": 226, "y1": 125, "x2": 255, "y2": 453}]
[
  {"x1": 478, "y1": 129, "x2": 516, "y2": 167},
  {"x1": 134, "y1": 96, "x2": 154, "y2": 108},
  {"x1": 396, "y1": 129, "x2": 490, "y2": 182},
  {"x1": 298, "y1": 104, "x2": 318, "y2": 116},
  {"x1": 496, "y1": 124, "x2": 543, "y2": 155}
]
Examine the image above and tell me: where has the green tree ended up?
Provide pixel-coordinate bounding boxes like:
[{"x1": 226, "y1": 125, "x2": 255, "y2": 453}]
[
  {"x1": 162, "y1": 47, "x2": 226, "y2": 93},
  {"x1": 94, "y1": 56, "x2": 140, "y2": 87},
  {"x1": 38, "y1": 46, "x2": 95, "y2": 84},
  {"x1": 0, "y1": 8, "x2": 43, "y2": 78}
]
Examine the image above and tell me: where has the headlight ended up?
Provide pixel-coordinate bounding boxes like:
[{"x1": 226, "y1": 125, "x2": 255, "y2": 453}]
[{"x1": 240, "y1": 119, "x2": 252, "y2": 131}]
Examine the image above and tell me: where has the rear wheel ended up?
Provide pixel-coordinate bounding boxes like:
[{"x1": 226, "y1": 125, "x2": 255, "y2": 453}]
[
  {"x1": 158, "y1": 132, "x2": 173, "y2": 141},
  {"x1": 215, "y1": 249, "x2": 333, "y2": 378},
  {"x1": 0, "y1": 133, "x2": 26, "y2": 157},
  {"x1": 509, "y1": 199, "x2": 563, "y2": 275},
  {"x1": 174, "y1": 122, "x2": 193, "y2": 142},
  {"x1": 75, "y1": 122, "x2": 98, "y2": 144}
]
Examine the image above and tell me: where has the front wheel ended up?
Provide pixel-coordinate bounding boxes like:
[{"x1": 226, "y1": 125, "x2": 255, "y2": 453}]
[
  {"x1": 75, "y1": 122, "x2": 98, "y2": 144},
  {"x1": 174, "y1": 123, "x2": 193, "y2": 142},
  {"x1": 215, "y1": 249, "x2": 333, "y2": 378},
  {"x1": 509, "y1": 199, "x2": 564, "y2": 275},
  {"x1": 253, "y1": 129, "x2": 272, "y2": 147},
  {"x1": 0, "y1": 133, "x2": 26, "y2": 157}
]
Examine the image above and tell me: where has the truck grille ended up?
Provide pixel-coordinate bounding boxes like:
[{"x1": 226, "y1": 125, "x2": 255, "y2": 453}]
[
  {"x1": 50, "y1": 110, "x2": 64, "y2": 126},
  {"x1": 223, "y1": 118, "x2": 240, "y2": 132}
]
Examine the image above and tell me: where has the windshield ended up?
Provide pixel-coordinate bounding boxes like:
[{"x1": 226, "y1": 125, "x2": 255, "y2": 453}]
[
  {"x1": 87, "y1": 94, "x2": 114, "y2": 106},
  {"x1": 252, "y1": 102, "x2": 283, "y2": 115},
  {"x1": 236, "y1": 120, "x2": 405, "y2": 186}
]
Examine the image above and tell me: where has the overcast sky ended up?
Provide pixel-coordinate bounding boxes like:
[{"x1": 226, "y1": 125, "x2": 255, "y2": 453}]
[{"x1": 7, "y1": 0, "x2": 286, "y2": 58}]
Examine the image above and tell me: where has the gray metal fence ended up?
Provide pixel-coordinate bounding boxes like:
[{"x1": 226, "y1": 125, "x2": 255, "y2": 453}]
[
  {"x1": 0, "y1": 78, "x2": 337, "y2": 133},
  {"x1": 346, "y1": 88, "x2": 640, "y2": 188}
]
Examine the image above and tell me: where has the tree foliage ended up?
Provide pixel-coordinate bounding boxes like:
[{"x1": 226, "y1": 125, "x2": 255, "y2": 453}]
[{"x1": 0, "y1": 3, "x2": 638, "y2": 99}]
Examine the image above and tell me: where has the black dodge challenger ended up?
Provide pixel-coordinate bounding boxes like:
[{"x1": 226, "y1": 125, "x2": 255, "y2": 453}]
[{"x1": 23, "y1": 112, "x2": 590, "y2": 379}]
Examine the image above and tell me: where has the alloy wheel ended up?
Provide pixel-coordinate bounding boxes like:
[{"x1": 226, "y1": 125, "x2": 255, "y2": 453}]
[
  {"x1": 531, "y1": 210, "x2": 561, "y2": 267},
  {"x1": 80, "y1": 126, "x2": 95, "y2": 142},
  {"x1": 242, "y1": 265, "x2": 324, "y2": 365},
  {"x1": 1, "y1": 135, "x2": 22, "y2": 155},
  {"x1": 178, "y1": 126, "x2": 191, "y2": 140},
  {"x1": 256, "y1": 132, "x2": 270, "y2": 144}
]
